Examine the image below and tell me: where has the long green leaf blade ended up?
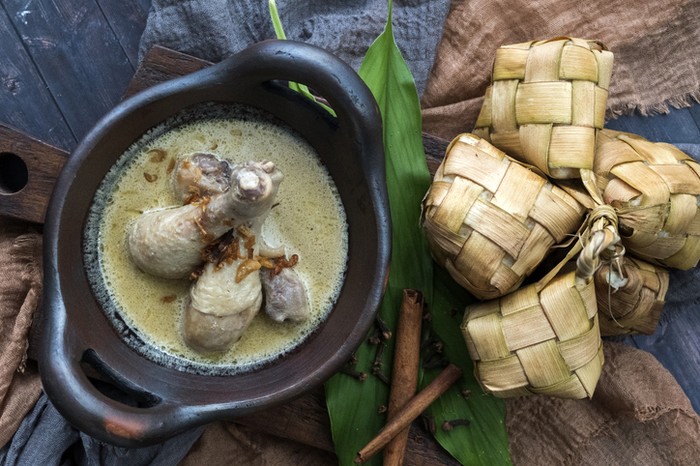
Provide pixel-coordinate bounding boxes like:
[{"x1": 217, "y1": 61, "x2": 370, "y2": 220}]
[
  {"x1": 323, "y1": 1, "x2": 511, "y2": 465},
  {"x1": 268, "y1": 0, "x2": 336, "y2": 116},
  {"x1": 324, "y1": 2, "x2": 432, "y2": 465}
]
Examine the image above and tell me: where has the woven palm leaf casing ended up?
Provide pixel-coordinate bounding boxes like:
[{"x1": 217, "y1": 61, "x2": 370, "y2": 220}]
[
  {"x1": 461, "y1": 266, "x2": 603, "y2": 399},
  {"x1": 595, "y1": 256, "x2": 669, "y2": 336},
  {"x1": 421, "y1": 133, "x2": 586, "y2": 300},
  {"x1": 473, "y1": 37, "x2": 614, "y2": 179},
  {"x1": 594, "y1": 129, "x2": 700, "y2": 269}
]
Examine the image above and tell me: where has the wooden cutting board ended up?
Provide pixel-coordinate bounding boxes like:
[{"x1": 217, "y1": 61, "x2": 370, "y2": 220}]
[{"x1": 0, "y1": 45, "x2": 458, "y2": 465}]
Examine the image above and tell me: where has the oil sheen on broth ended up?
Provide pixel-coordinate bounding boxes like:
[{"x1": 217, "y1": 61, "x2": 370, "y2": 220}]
[{"x1": 90, "y1": 108, "x2": 348, "y2": 373}]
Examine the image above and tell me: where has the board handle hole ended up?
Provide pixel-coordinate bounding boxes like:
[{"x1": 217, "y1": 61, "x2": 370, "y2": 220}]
[{"x1": 0, "y1": 152, "x2": 28, "y2": 194}]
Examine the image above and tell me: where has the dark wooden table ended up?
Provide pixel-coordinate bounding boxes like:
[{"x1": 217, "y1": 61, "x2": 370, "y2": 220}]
[{"x1": 1, "y1": 0, "x2": 698, "y2": 451}]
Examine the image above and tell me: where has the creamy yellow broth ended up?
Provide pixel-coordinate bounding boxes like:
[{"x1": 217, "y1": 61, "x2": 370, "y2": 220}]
[{"x1": 84, "y1": 104, "x2": 348, "y2": 374}]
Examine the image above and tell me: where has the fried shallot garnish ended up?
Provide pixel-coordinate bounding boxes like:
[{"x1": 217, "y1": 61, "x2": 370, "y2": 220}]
[
  {"x1": 190, "y1": 225, "x2": 297, "y2": 282},
  {"x1": 235, "y1": 258, "x2": 262, "y2": 283},
  {"x1": 259, "y1": 254, "x2": 299, "y2": 276}
]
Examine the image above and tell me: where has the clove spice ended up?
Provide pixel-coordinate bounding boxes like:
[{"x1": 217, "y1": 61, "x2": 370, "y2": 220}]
[
  {"x1": 372, "y1": 366, "x2": 390, "y2": 385},
  {"x1": 372, "y1": 341, "x2": 386, "y2": 370},
  {"x1": 375, "y1": 316, "x2": 393, "y2": 341}
]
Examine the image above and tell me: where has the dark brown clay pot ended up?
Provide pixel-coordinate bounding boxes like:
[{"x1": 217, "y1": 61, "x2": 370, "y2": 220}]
[{"x1": 37, "y1": 40, "x2": 389, "y2": 447}]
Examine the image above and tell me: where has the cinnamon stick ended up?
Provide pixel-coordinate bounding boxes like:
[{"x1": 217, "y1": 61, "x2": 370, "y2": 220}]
[
  {"x1": 355, "y1": 364, "x2": 463, "y2": 464},
  {"x1": 383, "y1": 289, "x2": 424, "y2": 466}
]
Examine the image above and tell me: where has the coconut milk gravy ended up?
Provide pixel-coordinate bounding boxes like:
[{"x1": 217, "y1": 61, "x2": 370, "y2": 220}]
[{"x1": 84, "y1": 104, "x2": 348, "y2": 374}]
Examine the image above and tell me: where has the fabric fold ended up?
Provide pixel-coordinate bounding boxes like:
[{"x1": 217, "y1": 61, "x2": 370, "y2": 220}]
[
  {"x1": 505, "y1": 342, "x2": 700, "y2": 465},
  {"x1": 0, "y1": 394, "x2": 203, "y2": 466},
  {"x1": 137, "y1": 0, "x2": 453, "y2": 97},
  {"x1": 421, "y1": 0, "x2": 700, "y2": 140},
  {"x1": 0, "y1": 223, "x2": 43, "y2": 449}
]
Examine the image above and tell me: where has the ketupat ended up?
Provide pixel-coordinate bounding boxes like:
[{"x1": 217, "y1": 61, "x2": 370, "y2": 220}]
[
  {"x1": 461, "y1": 207, "x2": 619, "y2": 399},
  {"x1": 594, "y1": 129, "x2": 700, "y2": 269},
  {"x1": 444, "y1": 35, "x2": 698, "y2": 401},
  {"x1": 473, "y1": 37, "x2": 613, "y2": 180},
  {"x1": 421, "y1": 133, "x2": 586, "y2": 300},
  {"x1": 595, "y1": 255, "x2": 669, "y2": 336}
]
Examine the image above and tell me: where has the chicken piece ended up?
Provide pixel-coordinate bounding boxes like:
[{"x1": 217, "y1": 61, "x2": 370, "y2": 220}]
[
  {"x1": 174, "y1": 153, "x2": 285, "y2": 258},
  {"x1": 127, "y1": 160, "x2": 283, "y2": 279},
  {"x1": 260, "y1": 267, "x2": 310, "y2": 323},
  {"x1": 183, "y1": 259, "x2": 263, "y2": 352},
  {"x1": 172, "y1": 152, "x2": 232, "y2": 203},
  {"x1": 182, "y1": 163, "x2": 284, "y2": 352}
]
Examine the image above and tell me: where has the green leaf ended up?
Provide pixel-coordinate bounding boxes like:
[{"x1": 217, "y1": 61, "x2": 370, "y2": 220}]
[
  {"x1": 421, "y1": 267, "x2": 512, "y2": 465},
  {"x1": 324, "y1": 1, "x2": 511, "y2": 464},
  {"x1": 268, "y1": 0, "x2": 336, "y2": 116},
  {"x1": 324, "y1": 2, "x2": 433, "y2": 465}
]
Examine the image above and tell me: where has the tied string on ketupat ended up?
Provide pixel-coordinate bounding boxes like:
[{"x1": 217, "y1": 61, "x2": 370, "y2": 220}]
[
  {"x1": 537, "y1": 201, "x2": 622, "y2": 290},
  {"x1": 559, "y1": 161, "x2": 672, "y2": 337}
]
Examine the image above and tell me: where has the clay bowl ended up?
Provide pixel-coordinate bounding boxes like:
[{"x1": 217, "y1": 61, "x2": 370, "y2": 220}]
[{"x1": 38, "y1": 40, "x2": 389, "y2": 447}]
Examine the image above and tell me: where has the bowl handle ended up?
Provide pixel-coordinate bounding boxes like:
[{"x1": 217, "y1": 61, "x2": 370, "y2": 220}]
[
  {"x1": 39, "y1": 300, "x2": 204, "y2": 447},
  {"x1": 211, "y1": 40, "x2": 386, "y2": 195}
]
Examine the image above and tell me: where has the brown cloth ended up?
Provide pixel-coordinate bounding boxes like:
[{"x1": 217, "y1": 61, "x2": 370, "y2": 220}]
[
  {"x1": 421, "y1": 0, "x2": 700, "y2": 140},
  {"x1": 506, "y1": 342, "x2": 700, "y2": 465},
  {"x1": 0, "y1": 222, "x2": 43, "y2": 449}
]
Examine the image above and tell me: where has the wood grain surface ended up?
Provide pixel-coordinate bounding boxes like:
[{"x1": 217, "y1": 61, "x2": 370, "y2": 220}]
[{"x1": 0, "y1": 0, "x2": 149, "y2": 149}]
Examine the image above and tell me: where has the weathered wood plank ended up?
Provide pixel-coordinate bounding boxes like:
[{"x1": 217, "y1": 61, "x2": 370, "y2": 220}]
[
  {"x1": 0, "y1": 4, "x2": 75, "y2": 150},
  {"x1": 96, "y1": 0, "x2": 152, "y2": 68},
  {"x1": 606, "y1": 106, "x2": 700, "y2": 143},
  {"x1": 4, "y1": 0, "x2": 136, "y2": 146},
  {"x1": 125, "y1": 45, "x2": 213, "y2": 97}
]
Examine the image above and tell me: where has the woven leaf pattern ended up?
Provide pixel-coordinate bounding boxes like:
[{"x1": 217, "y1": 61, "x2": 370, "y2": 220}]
[
  {"x1": 595, "y1": 256, "x2": 669, "y2": 336},
  {"x1": 461, "y1": 268, "x2": 604, "y2": 399},
  {"x1": 595, "y1": 129, "x2": 700, "y2": 269},
  {"x1": 422, "y1": 133, "x2": 585, "y2": 300},
  {"x1": 473, "y1": 37, "x2": 613, "y2": 179},
  {"x1": 427, "y1": 37, "x2": 697, "y2": 402}
]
